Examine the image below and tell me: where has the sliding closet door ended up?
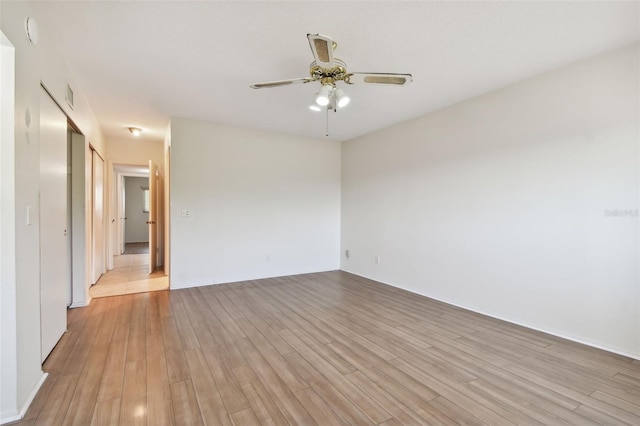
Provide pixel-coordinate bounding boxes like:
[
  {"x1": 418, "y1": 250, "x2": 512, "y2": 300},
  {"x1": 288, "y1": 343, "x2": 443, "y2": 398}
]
[{"x1": 40, "y1": 88, "x2": 68, "y2": 362}]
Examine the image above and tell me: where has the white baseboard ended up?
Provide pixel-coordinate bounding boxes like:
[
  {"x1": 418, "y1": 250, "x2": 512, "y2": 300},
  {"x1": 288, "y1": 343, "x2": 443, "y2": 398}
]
[
  {"x1": 0, "y1": 411, "x2": 20, "y2": 425},
  {"x1": 69, "y1": 296, "x2": 91, "y2": 309},
  {"x1": 1, "y1": 372, "x2": 48, "y2": 425},
  {"x1": 341, "y1": 269, "x2": 640, "y2": 361},
  {"x1": 170, "y1": 267, "x2": 339, "y2": 290}
]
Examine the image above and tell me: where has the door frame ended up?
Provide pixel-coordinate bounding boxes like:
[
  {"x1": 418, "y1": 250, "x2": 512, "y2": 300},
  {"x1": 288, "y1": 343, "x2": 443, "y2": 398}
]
[{"x1": 111, "y1": 163, "x2": 152, "y2": 264}]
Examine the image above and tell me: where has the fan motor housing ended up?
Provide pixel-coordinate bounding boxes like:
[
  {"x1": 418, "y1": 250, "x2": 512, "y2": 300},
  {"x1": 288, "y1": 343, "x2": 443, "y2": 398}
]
[{"x1": 310, "y1": 59, "x2": 348, "y2": 83}]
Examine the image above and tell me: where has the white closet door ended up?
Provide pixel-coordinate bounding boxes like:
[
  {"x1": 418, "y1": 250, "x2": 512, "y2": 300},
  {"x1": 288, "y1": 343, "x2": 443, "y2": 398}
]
[
  {"x1": 92, "y1": 150, "x2": 105, "y2": 283},
  {"x1": 40, "y1": 88, "x2": 68, "y2": 362}
]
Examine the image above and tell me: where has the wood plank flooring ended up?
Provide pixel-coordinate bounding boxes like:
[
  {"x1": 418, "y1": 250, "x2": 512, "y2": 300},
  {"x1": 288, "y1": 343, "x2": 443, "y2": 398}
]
[
  {"x1": 90, "y1": 254, "x2": 168, "y2": 298},
  {"x1": 14, "y1": 271, "x2": 640, "y2": 425}
]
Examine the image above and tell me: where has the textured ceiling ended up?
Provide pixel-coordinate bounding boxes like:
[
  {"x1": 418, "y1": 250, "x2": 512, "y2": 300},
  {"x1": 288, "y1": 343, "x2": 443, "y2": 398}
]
[{"x1": 30, "y1": 1, "x2": 639, "y2": 143}]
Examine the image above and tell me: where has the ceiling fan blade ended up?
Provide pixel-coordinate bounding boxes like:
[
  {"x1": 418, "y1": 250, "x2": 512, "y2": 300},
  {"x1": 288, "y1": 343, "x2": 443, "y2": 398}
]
[
  {"x1": 307, "y1": 33, "x2": 334, "y2": 69},
  {"x1": 250, "y1": 77, "x2": 314, "y2": 89},
  {"x1": 344, "y1": 72, "x2": 413, "y2": 86}
]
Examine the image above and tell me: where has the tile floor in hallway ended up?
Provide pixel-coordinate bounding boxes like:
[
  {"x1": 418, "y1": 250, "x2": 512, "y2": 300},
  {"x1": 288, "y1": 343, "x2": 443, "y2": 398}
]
[{"x1": 89, "y1": 253, "x2": 168, "y2": 298}]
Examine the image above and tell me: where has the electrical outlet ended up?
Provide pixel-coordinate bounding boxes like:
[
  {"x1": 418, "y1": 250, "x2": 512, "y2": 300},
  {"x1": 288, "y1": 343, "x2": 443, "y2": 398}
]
[
  {"x1": 181, "y1": 209, "x2": 190, "y2": 217},
  {"x1": 345, "y1": 249, "x2": 350, "y2": 259}
]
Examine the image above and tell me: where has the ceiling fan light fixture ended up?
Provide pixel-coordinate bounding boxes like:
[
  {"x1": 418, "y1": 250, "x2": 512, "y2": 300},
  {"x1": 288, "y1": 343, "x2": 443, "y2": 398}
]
[
  {"x1": 128, "y1": 127, "x2": 142, "y2": 136},
  {"x1": 315, "y1": 84, "x2": 332, "y2": 106},
  {"x1": 248, "y1": 34, "x2": 413, "y2": 131},
  {"x1": 309, "y1": 93, "x2": 322, "y2": 111},
  {"x1": 334, "y1": 88, "x2": 350, "y2": 108}
]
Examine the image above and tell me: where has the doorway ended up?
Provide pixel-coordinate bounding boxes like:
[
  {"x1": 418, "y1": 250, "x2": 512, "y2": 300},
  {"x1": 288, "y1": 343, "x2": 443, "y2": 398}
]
[
  {"x1": 90, "y1": 162, "x2": 167, "y2": 298},
  {"x1": 123, "y1": 175, "x2": 150, "y2": 254}
]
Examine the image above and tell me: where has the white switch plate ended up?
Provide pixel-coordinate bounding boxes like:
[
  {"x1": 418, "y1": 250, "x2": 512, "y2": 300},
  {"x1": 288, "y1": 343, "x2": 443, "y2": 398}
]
[
  {"x1": 375, "y1": 256, "x2": 381, "y2": 264},
  {"x1": 26, "y1": 205, "x2": 33, "y2": 225}
]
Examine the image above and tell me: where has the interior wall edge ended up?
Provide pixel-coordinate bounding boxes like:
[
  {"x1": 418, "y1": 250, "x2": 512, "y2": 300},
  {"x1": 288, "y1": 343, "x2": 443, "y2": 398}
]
[{"x1": 0, "y1": 30, "x2": 18, "y2": 423}]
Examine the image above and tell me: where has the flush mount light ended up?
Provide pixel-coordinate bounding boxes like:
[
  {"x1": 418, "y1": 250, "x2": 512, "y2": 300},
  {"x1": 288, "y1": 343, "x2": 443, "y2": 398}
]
[{"x1": 128, "y1": 127, "x2": 142, "y2": 136}]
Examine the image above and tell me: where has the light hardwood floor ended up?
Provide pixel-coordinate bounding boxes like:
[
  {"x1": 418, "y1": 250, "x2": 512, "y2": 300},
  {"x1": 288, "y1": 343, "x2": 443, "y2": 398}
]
[
  {"x1": 123, "y1": 243, "x2": 150, "y2": 255},
  {"x1": 90, "y1": 253, "x2": 168, "y2": 298},
  {"x1": 14, "y1": 271, "x2": 640, "y2": 425}
]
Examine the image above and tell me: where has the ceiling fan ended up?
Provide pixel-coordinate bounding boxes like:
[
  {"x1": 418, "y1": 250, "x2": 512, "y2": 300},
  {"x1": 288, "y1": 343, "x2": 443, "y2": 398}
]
[{"x1": 250, "y1": 33, "x2": 412, "y2": 112}]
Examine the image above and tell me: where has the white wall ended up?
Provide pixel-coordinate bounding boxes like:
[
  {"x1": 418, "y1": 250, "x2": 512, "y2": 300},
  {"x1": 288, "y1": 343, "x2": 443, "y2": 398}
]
[
  {"x1": 0, "y1": 4, "x2": 106, "y2": 422},
  {"x1": 124, "y1": 176, "x2": 149, "y2": 243},
  {"x1": 170, "y1": 119, "x2": 341, "y2": 289},
  {"x1": 341, "y1": 45, "x2": 639, "y2": 358},
  {"x1": 108, "y1": 138, "x2": 164, "y2": 166},
  {"x1": 0, "y1": 31, "x2": 18, "y2": 423}
]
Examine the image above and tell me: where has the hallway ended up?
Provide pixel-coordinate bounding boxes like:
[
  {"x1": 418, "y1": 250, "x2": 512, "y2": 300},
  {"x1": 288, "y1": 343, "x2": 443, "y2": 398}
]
[{"x1": 90, "y1": 252, "x2": 168, "y2": 298}]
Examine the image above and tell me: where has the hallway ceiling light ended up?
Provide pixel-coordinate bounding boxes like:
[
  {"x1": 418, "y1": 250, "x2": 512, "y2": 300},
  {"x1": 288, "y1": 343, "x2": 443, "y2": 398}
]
[{"x1": 128, "y1": 127, "x2": 142, "y2": 136}]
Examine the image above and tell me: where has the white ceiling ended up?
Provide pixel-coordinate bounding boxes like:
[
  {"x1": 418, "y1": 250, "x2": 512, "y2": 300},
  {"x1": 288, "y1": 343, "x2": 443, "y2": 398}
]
[{"x1": 32, "y1": 1, "x2": 639, "y2": 143}]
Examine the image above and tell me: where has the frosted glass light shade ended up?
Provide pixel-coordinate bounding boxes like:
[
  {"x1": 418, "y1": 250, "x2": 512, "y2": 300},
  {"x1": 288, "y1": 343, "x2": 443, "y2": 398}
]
[
  {"x1": 335, "y1": 88, "x2": 350, "y2": 108},
  {"x1": 315, "y1": 84, "x2": 332, "y2": 106}
]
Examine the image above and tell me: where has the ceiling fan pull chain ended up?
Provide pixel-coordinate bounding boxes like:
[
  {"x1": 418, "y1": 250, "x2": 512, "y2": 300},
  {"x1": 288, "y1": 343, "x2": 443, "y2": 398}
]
[{"x1": 325, "y1": 105, "x2": 329, "y2": 137}]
